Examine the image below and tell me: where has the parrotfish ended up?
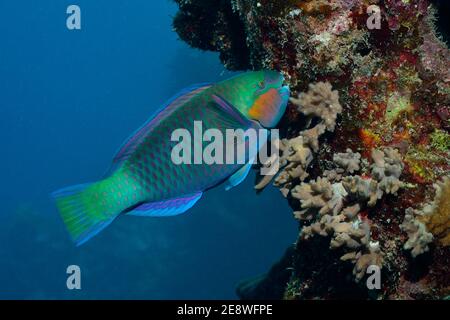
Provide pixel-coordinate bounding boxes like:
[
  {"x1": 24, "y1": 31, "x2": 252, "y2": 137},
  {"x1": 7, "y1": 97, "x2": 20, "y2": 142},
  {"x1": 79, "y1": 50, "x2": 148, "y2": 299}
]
[{"x1": 52, "y1": 70, "x2": 290, "y2": 245}]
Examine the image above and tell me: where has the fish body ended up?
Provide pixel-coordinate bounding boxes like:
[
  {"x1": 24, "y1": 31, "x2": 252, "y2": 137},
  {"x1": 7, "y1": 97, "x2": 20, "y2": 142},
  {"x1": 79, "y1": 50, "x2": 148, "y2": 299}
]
[{"x1": 52, "y1": 70, "x2": 289, "y2": 245}]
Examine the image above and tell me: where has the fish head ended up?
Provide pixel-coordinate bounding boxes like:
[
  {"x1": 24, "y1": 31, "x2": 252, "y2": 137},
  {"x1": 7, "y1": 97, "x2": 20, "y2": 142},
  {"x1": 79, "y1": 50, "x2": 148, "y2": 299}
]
[{"x1": 221, "y1": 70, "x2": 290, "y2": 128}]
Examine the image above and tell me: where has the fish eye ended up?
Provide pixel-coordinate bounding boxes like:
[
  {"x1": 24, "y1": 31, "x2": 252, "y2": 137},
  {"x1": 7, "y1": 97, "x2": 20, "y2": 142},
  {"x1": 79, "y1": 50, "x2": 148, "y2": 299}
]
[
  {"x1": 255, "y1": 80, "x2": 266, "y2": 90},
  {"x1": 253, "y1": 80, "x2": 267, "y2": 97}
]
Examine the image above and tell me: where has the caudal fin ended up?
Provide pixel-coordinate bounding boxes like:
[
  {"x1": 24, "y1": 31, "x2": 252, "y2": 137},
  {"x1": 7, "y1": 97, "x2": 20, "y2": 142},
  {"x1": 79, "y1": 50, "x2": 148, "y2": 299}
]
[{"x1": 51, "y1": 183, "x2": 116, "y2": 246}]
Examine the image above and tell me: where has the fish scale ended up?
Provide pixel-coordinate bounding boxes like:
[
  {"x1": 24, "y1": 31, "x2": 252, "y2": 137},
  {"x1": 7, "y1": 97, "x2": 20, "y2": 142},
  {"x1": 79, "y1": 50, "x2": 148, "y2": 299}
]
[
  {"x1": 123, "y1": 93, "x2": 250, "y2": 201},
  {"x1": 52, "y1": 70, "x2": 290, "y2": 245}
]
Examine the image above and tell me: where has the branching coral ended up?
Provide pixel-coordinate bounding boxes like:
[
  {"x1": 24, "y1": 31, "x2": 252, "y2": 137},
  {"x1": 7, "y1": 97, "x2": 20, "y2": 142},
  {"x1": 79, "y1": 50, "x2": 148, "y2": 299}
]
[
  {"x1": 254, "y1": 83, "x2": 389, "y2": 283},
  {"x1": 292, "y1": 147, "x2": 397, "y2": 283},
  {"x1": 342, "y1": 148, "x2": 403, "y2": 207},
  {"x1": 333, "y1": 149, "x2": 361, "y2": 174},
  {"x1": 370, "y1": 148, "x2": 404, "y2": 195},
  {"x1": 341, "y1": 242, "x2": 384, "y2": 282},
  {"x1": 401, "y1": 208, "x2": 434, "y2": 258},
  {"x1": 291, "y1": 177, "x2": 344, "y2": 220},
  {"x1": 272, "y1": 135, "x2": 313, "y2": 196},
  {"x1": 290, "y1": 82, "x2": 343, "y2": 131},
  {"x1": 400, "y1": 176, "x2": 449, "y2": 258},
  {"x1": 255, "y1": 82, "x2": 342, "y2": 193},
  {"x1": 256, "y1": 81, "x2": 402, "y2": 284},
  {"x1": 342, "y1": 175, "x2": 381, "y2": 207}
]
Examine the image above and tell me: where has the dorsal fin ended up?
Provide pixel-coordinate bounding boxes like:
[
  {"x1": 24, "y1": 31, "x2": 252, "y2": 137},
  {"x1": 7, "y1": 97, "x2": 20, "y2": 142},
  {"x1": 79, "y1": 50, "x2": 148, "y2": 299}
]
[{"x1": 105, "y1": 83, "x2": 212, "y2": 175}]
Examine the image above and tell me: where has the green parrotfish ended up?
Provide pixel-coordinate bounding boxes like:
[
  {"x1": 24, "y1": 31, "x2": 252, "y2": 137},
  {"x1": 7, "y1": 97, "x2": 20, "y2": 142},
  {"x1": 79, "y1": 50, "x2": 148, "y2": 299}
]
[{"x1": 52, "y1": 70, "x2": 290, "y2": 245}]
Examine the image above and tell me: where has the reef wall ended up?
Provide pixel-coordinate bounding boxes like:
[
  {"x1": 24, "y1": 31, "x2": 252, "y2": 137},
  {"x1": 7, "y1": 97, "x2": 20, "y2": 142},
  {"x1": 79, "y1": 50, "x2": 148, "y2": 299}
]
[{"x1": 173, "y1": 0, "x2": 449, "y2": 299}]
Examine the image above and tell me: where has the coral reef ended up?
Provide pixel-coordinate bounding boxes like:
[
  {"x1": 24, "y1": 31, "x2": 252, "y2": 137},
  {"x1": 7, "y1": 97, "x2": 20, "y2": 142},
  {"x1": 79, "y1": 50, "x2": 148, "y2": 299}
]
[
  {"x1": 173, "y1": 0, "x2": 450, "y2": 299},
  {"x1": 292, "y1": 147, "x2": 396, "y2": 283}
]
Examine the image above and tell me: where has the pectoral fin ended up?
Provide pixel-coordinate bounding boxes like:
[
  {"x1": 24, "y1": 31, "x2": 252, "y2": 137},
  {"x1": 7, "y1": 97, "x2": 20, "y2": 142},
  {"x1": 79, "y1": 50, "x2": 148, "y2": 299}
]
[
  {"x1": 225, "y1": 160, "x2": 254, "y2": 191},
  {"x1": 211, "y1": 94, "x2": 253, "y2": 127}
]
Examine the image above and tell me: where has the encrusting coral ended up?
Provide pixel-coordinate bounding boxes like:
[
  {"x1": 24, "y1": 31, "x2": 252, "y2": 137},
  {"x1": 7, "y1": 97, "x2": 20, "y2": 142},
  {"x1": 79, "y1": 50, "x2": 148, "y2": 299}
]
[{"x1": 174, "y1": 0, "x2": 450, "y2": 299}]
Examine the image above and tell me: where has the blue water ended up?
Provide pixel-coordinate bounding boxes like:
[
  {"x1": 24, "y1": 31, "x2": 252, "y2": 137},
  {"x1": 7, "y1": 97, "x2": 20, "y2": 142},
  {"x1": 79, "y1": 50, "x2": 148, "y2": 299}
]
[{"x1": 0, "y1": 1, "x2": 296, "y2": 299}]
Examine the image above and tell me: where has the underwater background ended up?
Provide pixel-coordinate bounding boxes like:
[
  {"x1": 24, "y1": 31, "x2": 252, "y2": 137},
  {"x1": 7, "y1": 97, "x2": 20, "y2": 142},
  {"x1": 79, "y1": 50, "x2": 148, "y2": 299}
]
[{"x1": 0, "y1": 1, "x2": 297, "y2": 299}]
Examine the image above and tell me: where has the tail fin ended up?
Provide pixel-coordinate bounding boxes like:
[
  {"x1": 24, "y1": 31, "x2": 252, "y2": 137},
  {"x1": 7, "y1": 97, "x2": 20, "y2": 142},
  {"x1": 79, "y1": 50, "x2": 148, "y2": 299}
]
[{"x1": 51, "y1": 182, "x2": 117, "y2": 246}]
